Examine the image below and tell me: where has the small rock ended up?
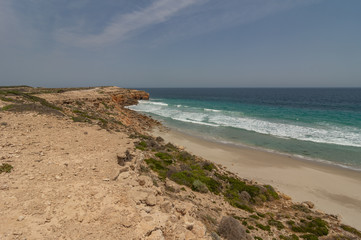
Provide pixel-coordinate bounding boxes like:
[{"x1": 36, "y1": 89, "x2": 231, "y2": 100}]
[
  {"x1": 55, "y1": 175, "x2": 62, "y2": 180},
  {"x1": 145, "y1": 194, "x2": 157, "y2": 206},
  {"x1": 17, "y1": 216, "x2": 25, "y2": 221},
  {"x1": 138, "y1": 179, "x2": 146, "y2": 186},
  {"x1": 0, "y1": 184, "x2": 9, "y2": 190},
  {"x1": 176, "y1": 206, "x2": 186, "y2": 216},
  {"x1": 192, "y1": 222, "x2": 206, "y2": 238},
  {"x1": 146, "y1": 229, "x2": 164, "y2": 240},
  {"x1": 160, "y1": 201, "x2": 173, "y2": 213},
  {"x1": 103, "y1": 178, "x2": 110, "y2": 182},
  {"x1": 302, "y1": 201, "x2": 315, "y2": 209}
]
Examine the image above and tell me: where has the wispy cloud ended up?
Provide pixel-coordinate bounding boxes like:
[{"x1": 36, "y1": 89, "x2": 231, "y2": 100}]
[
  {"x1": 55, "y1": 0, "x2": 202, "y2": 47},
  {"x1": 150, "y1": 0, "x2": 322, "y2": 46}
]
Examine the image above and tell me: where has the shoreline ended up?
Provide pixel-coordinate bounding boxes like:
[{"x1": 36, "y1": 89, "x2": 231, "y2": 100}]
[{"x1": 151, "y1": 127, "x2": 361, "y2": 230}]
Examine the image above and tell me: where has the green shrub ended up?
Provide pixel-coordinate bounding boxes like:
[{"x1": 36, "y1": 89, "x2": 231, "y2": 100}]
[
  {"x1": 203, "y1": 162, "x2": 215, "y2": 171},
  {"x1": 176, "y1": 151, "x2": 194, "y2": 161},
  {"x1": 300, "y1": 234, "x2": 318, "y2": 240},
  {"x1": 192, "y1": 179, "x2": 208, "y2": 193},
  {"x1": 340, "y1": 224, "x2": 361, "y2": 238},
  {"x1": 256, "y1": 223, "x2": 271, "y2": 232},
  {"x1": 292, "y1": 204, "x2": 311, "y2": 213},
  {"x1": 2, "y1": 105, "x2": 14, "y2": 111},
  {"x1": 268, "y1": 219, "x2": 284, "y2": 230},
  {"x1": 155, "y1": 152, "x2": 172, "y2": 160},
  {"x1": 288, "y1": 218, "x2": 328, "y2": 236},
  {"x1": 280, "y1": 234, "x2": 299, "y2": 240},
  {"x1": 0, "y1": 163, "x2": 13, "y2": 173},
  {"x1": 264, "y1": 185, "x2": 279, "y2": 200},
  {"x1": 135, "y1": 141, "x2": 147, "y2": 151},
  {"x1": 144, "y1": 158, "x2": 167, "y2": 179}
]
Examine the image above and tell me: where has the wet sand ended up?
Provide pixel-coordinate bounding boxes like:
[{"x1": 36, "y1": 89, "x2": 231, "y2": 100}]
[{"x1": 151, "y1": 128, "x2": 361, "y2": 230}]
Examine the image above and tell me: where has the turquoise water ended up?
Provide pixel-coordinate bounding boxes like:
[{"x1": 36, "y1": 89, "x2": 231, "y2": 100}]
[{"x1": 128, "y1": 88, "x2": 361, "y2": 171}]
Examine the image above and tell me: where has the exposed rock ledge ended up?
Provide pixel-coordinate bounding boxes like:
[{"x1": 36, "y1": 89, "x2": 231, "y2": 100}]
[{"x1": 37, "y1": 86, "x2": 149, "y2": 106}]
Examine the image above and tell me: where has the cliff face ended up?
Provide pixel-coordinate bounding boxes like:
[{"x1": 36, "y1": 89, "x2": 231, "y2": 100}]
[{"x1": 111, "y1": 89, "x2": 149, "y2": 106}]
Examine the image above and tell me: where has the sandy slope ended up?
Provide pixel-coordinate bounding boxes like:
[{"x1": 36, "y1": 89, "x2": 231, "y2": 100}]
[
  {"x1": 0, "y1": 112, "x2": 209, "y2": 240},
  {"x1": 152, "y1": 128, "x2": 361, "y2": 230}
]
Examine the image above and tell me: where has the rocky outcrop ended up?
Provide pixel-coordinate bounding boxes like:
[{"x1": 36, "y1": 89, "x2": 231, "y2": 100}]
[
  {"x1": 37, "y1": 86, "x2": 149, "y2": 107},
  {"x1": 111, "y1": 89, "x2": 149, "y2": 106}
]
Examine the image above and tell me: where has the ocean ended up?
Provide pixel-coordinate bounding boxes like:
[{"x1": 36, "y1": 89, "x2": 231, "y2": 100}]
[{"x1": 128, "y1": 88, "x2": 361, "y2": 171}]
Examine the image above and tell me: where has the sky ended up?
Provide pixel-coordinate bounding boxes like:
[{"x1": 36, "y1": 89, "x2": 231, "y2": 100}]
[{"x1": 0, "y1": 0, "x2": 360, "y2": 88}]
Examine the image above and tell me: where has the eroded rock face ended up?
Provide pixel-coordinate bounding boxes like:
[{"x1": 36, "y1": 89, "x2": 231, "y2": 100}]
[{"x1": 111, "y1": 89, "x2": 149, "y2": 106}]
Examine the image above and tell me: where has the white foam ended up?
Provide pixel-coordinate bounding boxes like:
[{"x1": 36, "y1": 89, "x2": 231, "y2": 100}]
[
  {"x1": 141, "y1": 101, "x2": 168, "y2": 106},
  {"x1": 128, "y1": 100, "x2": 361, "y2": 148},
  {"x1": 208, "y1": 115, "x2": 361, "y2": 148},
  {"x1": 204, "y1": 108, "x2": 221, "y2": 112},
  {"x1": 172, "y1": 118, "x2": 220, "y2": 127}
]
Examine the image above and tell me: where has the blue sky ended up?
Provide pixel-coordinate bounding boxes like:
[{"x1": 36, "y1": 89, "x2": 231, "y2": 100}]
[{"x1": 0, "y1": 0, "x2": 360, "y2": 88}]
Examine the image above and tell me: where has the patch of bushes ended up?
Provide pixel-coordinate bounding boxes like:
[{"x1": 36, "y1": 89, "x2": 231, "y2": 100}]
[
  {"x1": 268, "y1": 219, "x2": 285, "y2": 230},
  {"x1": 5, "y1": 90, "x2": 62, "y2": 111},
  {"x1": 2, "y1": 105, "x2": 14, "y2": 111},
  {"x1": 300, "y1": 234, "x2": 318, "y2": 240},
  {"x1": 264, "y1": 185, "x2": 279, "y2": 200},
  {"x1": 144, "y1": 158, "x2": 167, "y2": 179},
  {"x1": 135, "y1": 141, "x2": 147, "y2": 151},
  {"x1": 0, "y1": 163, "x2": 13, "y2": 173},
  {"x1": 155, "y1": 152, "x2": 172, "y2": 160},
  {"x1": 292, "y1": 204, "x2": 311, "y2": 213},
  {"x1": 192, "y1": 179, "x2": 209, "y2": 193},
  {"x1": 169, "y1": 169, "x2": 221, "y2": 194},
  {"x1": 280, "y1": 234, "x2": 299, "y2": 240},
  {"x1": 256, "y1": 223, "x2": 271, "y2": 232},
  {"x1": 287, "y1": 218, "x2": 328, "y2": 236},
  {"x1": 340, "y1": 224, "x2": 361, "y2": 238},
  {"x1": 203, "y1": 162, "x2": 216, "y2": 171},
  {"x1": 0, "y1": 96, "x2": 17, "y2": 102},
  {"x1": 72, "y1": 116, "x2": 91, "y2": 123}
]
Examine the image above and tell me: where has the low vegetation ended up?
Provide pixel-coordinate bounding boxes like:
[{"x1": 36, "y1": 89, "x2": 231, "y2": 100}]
[
  {"x1": 0, "y1": 163, "x2": 13, "y2": 173},
  {"x1": 340, "y1": 224, "x2": 361, "y2": 238},
  {"x1": 136, "y1": 134, "x2": 280, "y2": 217}
]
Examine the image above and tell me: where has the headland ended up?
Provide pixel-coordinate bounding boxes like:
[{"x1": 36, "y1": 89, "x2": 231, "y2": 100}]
[{"x1": 1, "y1": 86, "x2": 360, "y2": 240}]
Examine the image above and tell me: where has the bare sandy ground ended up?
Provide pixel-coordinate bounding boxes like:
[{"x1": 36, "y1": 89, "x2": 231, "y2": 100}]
[
  {"x1": 0, "y1": 112, "x2": 210, "y2": 240},
  {"x1": 151, "y1": 128, "x2": 361, "y2": 230}
]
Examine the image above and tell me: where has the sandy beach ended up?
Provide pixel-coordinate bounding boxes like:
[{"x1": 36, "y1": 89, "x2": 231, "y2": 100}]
[{"x1": 151, "y1": 127, "x2": 361, "y2": 230}]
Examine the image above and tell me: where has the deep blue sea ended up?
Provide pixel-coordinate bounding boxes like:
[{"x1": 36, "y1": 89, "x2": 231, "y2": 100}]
[{"x1": 128, "y1": 88, "x2": 361, "y2": 171}]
